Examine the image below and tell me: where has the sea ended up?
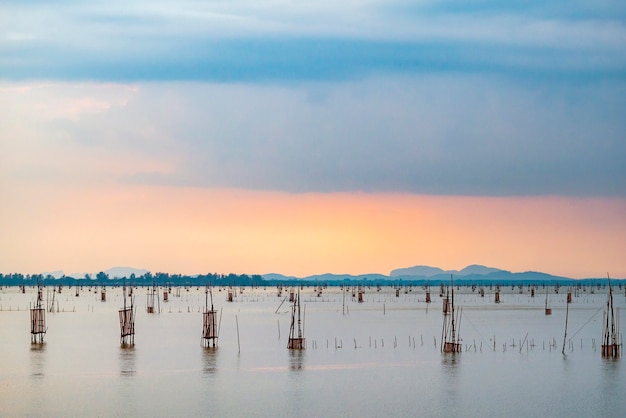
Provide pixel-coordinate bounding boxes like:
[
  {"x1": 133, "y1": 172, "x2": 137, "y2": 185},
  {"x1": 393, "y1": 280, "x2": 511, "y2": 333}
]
[{"x1": 1, "y1": 285, "x2": 624, "y2": 417}]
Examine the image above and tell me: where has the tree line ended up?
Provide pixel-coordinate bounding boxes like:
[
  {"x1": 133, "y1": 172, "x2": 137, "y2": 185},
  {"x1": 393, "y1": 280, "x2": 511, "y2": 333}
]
[{"x1": 0, "y1": 272, "x2": 264, "y2": 287}]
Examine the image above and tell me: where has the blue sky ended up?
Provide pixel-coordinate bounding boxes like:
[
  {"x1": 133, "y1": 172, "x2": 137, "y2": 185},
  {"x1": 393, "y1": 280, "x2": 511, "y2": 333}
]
[
  {"x1": 3, "y1": 1, "x2": 625, "y2": 82},
  {"x1": 2, "y1": 1, "x2": 626, "y2": 277},
  {"x1": 1, "y1": 0, "x2": 625, "y2": 196}
]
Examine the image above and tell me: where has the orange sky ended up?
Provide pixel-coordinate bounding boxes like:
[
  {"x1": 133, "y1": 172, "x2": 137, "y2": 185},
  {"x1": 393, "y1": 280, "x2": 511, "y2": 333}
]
[
  {"x1": 1, "y1": 183, "x2": 624, "y2": 279},
  {"x1": 1, "y1": 82, "x2": 625, "y2": 279}
]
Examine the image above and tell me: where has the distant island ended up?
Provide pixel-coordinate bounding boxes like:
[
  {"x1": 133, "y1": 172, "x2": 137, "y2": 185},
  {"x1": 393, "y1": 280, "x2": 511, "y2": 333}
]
[
  {"x1": 0, "y1": 264, "x2": 622, "y2": 287},
  {"x1": 263, "y1": 264, "x2": 623, "y2": 286},
  {"x1": 390, "y1": 264, "x2": 504, "y2": 277}
]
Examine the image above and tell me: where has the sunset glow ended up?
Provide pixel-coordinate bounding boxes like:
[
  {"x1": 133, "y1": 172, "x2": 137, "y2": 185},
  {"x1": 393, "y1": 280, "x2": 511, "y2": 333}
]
[
  {"x1": 2, "y1": 181, "x2": 624, "y2": 278},
  {"x1": 1, "y1": 2, "x2": 625, "y2": 279}
]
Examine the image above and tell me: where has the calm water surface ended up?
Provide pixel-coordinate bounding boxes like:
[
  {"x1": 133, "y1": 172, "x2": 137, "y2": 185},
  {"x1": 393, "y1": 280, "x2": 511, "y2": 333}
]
[{"x1": 1, "y1": 285, "x2": 624, "y2": 417}]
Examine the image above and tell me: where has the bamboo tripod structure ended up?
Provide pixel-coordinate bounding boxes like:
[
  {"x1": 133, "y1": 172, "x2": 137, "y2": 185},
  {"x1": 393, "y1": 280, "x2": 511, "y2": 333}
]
[
  {"x1": 442, "y1": 275, "x2": 462, "y2": 353},
  {"x1": 288, "y1": 288, "x2": 305, "y2": 350},
  {"x1": 202, "y1": 286, "x2": 220, "y2": 348},
  {"x1": 602, "y1": 274, "x2": 621, "y2": 358},
  {"x1": 30, "y1": 281, "x2": 47, "y2": 344},
  {"x1": 119, "y1": 281, "x2": 135, "y2": 346}
]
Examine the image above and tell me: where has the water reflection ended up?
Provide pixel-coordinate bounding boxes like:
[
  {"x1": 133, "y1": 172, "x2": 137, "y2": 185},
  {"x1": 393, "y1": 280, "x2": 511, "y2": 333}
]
[
  {"x1": 601, "y1": 356, "x2": 619, "y2": 393},
  {"x1": 30, "y1": 342, "x2": 46, "y2": 379},
  {"x1": 202, "y1": 347, "x2": 218, "y2": 376},
  {"x1": 441, "y1": 353, "x2": 461, "y2": 377},
  {"x1": 440, "y1": 353, "x2": 461, "y2": 415},
  {"x1": 599, "y1": 356, "x2": 623, "y2": 415},
  {"x1": 601, "y1": 356, "x2": 619, "y2": 373},
  {"x1": 119, "y1": 345, "x2": 136, "y2": 377},
  {"x1": 288, "y1": 349, "x2": 305, "y2": 372}
]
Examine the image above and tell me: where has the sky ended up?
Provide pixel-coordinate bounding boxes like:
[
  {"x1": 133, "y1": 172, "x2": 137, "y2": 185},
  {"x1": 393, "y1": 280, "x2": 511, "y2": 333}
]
[{"x1": 1, "y1": 1, "x2": 625, "y2": 278}]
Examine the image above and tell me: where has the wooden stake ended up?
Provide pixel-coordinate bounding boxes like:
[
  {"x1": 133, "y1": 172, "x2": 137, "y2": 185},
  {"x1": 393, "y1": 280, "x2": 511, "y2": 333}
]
[{"x1": 236, "y1": 315, "x2": 241, "y2": 354}]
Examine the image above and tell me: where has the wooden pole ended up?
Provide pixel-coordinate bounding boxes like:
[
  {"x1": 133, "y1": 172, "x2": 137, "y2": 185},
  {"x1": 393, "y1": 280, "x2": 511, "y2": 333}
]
[
  {"x1": 275, "y1": 295, "x2": 287, "y2": 314},
  {"x1": 562, "y1": 301, "x2": 569, "y2": 355},
  {"x1": 217, "y1": 307, "x2": 223, "y2": 340},
  {"x1": 236, "y1": 315, "x2": 241, "y2": 354},
  {"x1": 520, "y1": 333, "x2": 528, "y2": 354}
]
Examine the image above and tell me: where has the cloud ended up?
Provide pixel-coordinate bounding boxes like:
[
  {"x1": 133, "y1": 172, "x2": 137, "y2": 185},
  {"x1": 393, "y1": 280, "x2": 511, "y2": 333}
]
[
  {"x1": 1, "y1": 1, "x2": 625, "y2": 82},
  {"x1": 162, "y1": 76, "x2": 625, "y2": 196},
  {"x1": 4, "y1": 76, "x2": 623, "y2": 196},
  {"x1": 1, "y1": 2, "x2": 624, "y2": 197},
  {"x1": 0, "y1": 82, "x2": 175, "y2": 186}
]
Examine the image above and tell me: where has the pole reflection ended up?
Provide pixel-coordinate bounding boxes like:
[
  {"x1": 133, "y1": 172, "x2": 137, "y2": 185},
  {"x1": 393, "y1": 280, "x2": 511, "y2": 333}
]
[
  {"x1": 202, "y1": 347, "x2": 218, "y2": 377},
  {"x1": 119, "y1": 345, "x2": 136, "y2": 377},
  {"x1": 288, "y1": 349, "x2": 305, "y2": 372},
  {"x1": 30, "y1": 342, "x2": 46, "y2": 379}
]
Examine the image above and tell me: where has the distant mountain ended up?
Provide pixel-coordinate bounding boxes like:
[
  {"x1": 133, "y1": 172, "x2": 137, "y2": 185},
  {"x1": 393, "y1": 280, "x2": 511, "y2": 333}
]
[
  {"x1": 41, "y1": 270, "x2": 65, "y2": 279},
  {"x1": 2, "y1": 266, "x2": 623, "y2": 286},
  {"x1": 264, "y1": 266, "x2": 582, "y2": 284},
  {"x1": 263, "y1": 273, "x2": 300, "y2": 281},
  {"x1": 104, "y1": 266, "x2": 149, "y2": 278},
  {"x1": 458, "y1": 264, "x2": 506, "y2": 276},
  {"x1": 263, "y1": 273, "x2": 390, "y2": 282},
  {"x1": 305, "y1": 273, "x2": 390, "y2": 282},
  {"x1": 390, "y1": 264, "x2": 505, "y2": 278},
  {"x1": 41, "y1": 267, "x2": 150, "y2": 280},
  {"x1": 390, "y1": 265, "x2": 445, "y2": 277},
  {"x1": 509, "y1": 271, "x2": 570, "y2": 282}
]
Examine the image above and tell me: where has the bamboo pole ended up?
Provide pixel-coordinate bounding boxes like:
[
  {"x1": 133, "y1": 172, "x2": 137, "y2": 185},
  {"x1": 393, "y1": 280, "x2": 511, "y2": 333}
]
[
  {"x1": 236, "y1": 315, "x2": 240, "y2": 354},
  {"x1": 562, "y1": 301, "x2": 569, "y2": 355}
]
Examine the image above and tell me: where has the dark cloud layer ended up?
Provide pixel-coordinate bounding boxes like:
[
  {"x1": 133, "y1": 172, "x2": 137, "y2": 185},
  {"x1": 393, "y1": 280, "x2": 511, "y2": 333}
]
[
  {"x1": 1, "y1": 2, "x2": 625, "y2": 82},
  {"x1": 107, "y1": 78, "x2": 626, "y2": 196},
  {"x1": 3, "y1": 1, "x2": 625, "y2": 196}
]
